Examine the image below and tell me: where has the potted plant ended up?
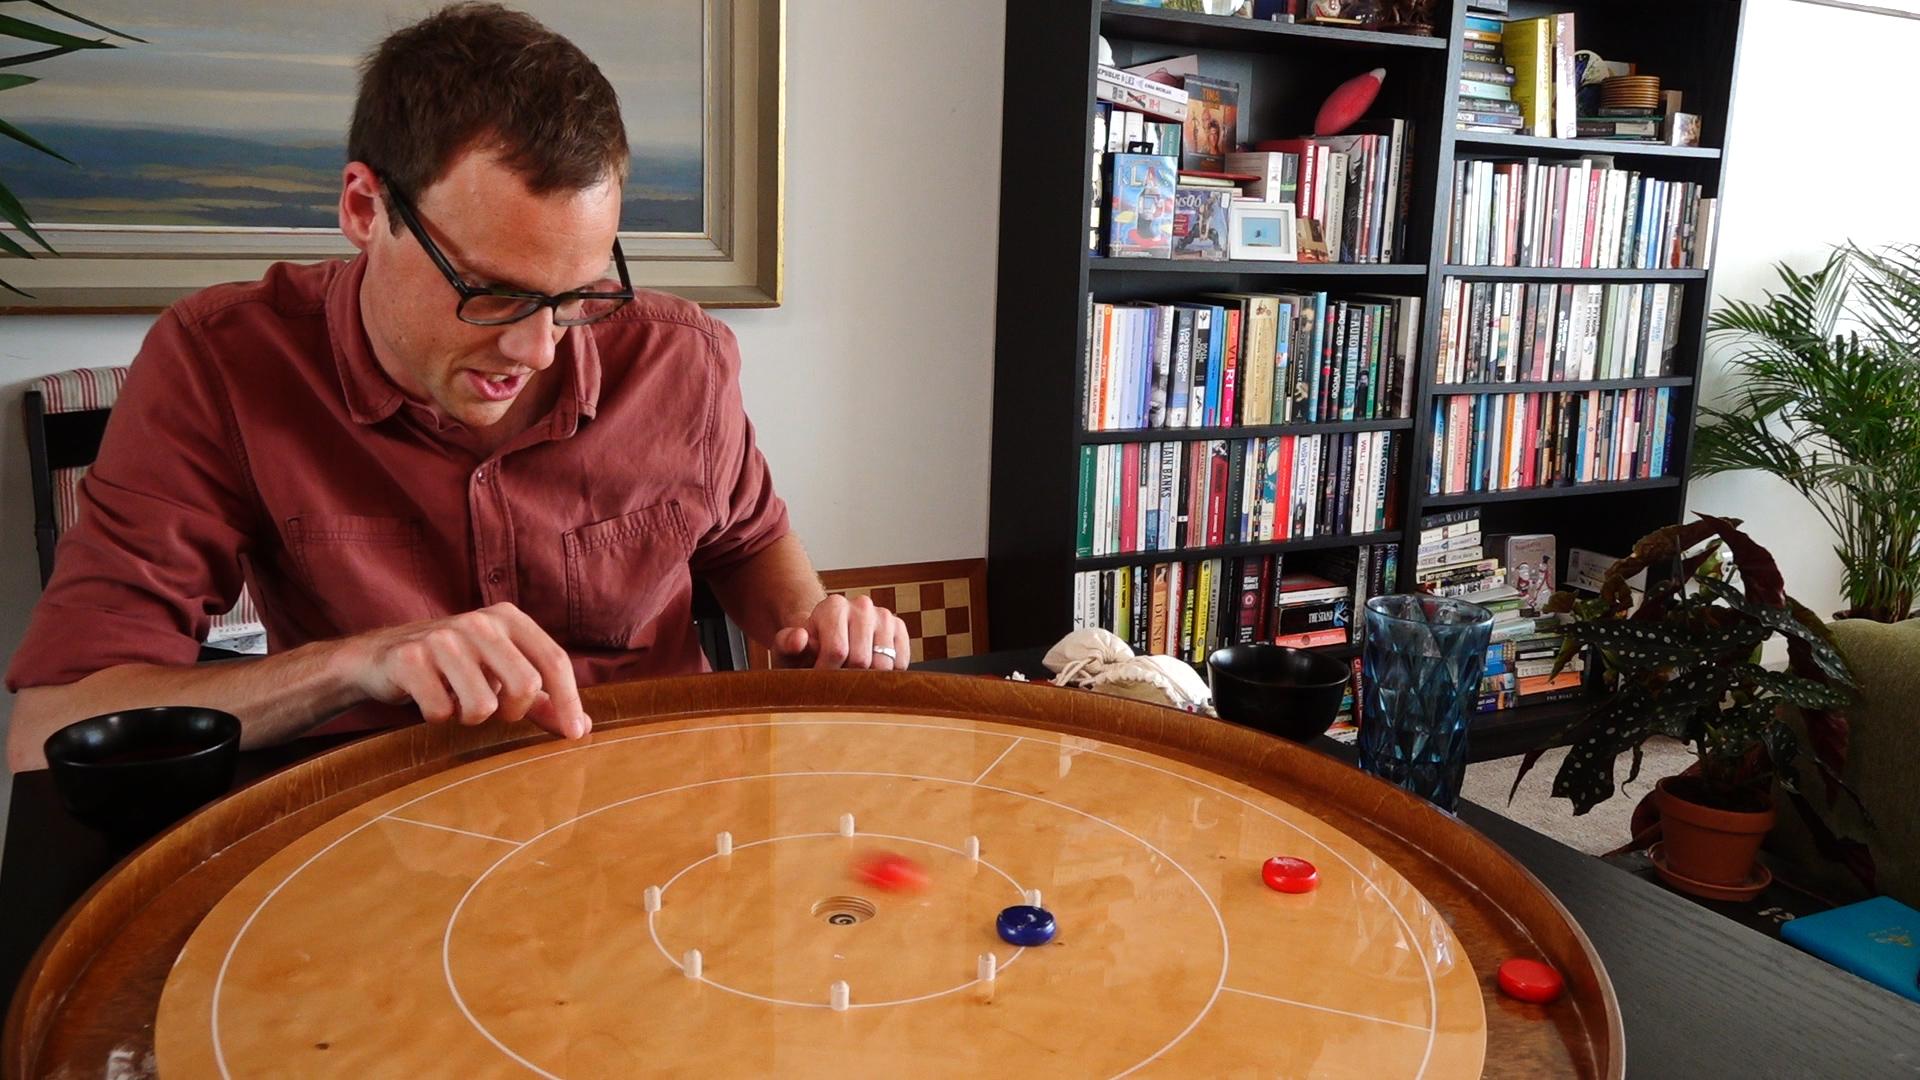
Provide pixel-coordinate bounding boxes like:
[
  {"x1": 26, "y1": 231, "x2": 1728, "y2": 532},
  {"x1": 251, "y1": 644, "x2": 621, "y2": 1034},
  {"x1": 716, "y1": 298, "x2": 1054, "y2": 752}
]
[
  {"x1": 1512, "y1": 515, "x2": 1860, "y2": 899},
  {"x1": 1694, "y1": 243, "x2": 1920, "y2": 622}
]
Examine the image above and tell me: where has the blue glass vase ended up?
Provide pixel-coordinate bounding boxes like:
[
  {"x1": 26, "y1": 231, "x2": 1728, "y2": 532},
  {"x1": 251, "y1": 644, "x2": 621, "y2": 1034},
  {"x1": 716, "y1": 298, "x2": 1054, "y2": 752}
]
[{"x1": 1358, "y1": 594, "x2": 1494, "y2": 811}]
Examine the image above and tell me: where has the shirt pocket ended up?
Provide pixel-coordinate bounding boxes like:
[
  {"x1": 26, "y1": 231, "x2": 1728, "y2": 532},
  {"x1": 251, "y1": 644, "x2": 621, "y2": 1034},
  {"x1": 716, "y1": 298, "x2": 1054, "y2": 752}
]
[
  {"x1": 563, "y1": 500, "x2": 693, "y2": 649},
  {"x1": 284, "y1": 513, "x2": 437, "y2": 631}
]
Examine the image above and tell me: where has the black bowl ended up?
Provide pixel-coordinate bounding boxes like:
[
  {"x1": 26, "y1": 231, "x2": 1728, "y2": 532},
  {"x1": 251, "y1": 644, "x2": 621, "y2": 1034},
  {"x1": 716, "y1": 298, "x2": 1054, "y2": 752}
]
[
  {"x1": 44, "y1": 706, "x2": 241, "y2": 835},
  {"x1": 1207, "y1": 643, "x2": 1353, "y2": 742}
]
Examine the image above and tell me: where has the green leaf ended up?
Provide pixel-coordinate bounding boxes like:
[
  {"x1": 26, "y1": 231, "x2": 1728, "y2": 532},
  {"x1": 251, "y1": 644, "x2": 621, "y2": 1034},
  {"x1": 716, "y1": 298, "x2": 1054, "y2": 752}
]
[
  {"x1": 0, "y1": 115, "x2": 72, "y2": 163},
  {"x1": 1736, "y1": 665, "x2": 1855, "y2": 710},
  {"x1": 0, "y1": 12, "x2": 112, "y2": 50},
  {"x1": 0, "y1": 179, "x2": 51, "y2": 251},
  {"x1": 17, "y1": 1, "x2": 146, "y2": 43},
  {"x1": 1696, "y1": 576, "x2": 1854, "y2": 683},
  {"x1": 0, "y1": 227, "x2": 35, "y2": 259},
  {"x1": 0, "y1": 274, "x2": 36, "y2": 298},
  {"x1": 0, "y1": 42, "x2": 84, "y2": 68},
  {"x1": 1540, "y1": 686, "x2": 1661, "y2": 814},
  {"x1": 0, "y1": 72, "x2": 36, "y2": 91},
  {"x1": 1561, "y1": 617, "x2": 1766, "y2": 674}
]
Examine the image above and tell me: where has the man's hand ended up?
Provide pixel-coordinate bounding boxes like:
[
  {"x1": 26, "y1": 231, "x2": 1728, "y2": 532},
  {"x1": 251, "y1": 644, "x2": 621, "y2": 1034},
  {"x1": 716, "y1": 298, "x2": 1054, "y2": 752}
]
[
  {"x1": 338, "y1": 602, "x2": 592, "y2": 737},
  {"x1": 771, "y1": 594, "x2": 911, "y2": 670}
]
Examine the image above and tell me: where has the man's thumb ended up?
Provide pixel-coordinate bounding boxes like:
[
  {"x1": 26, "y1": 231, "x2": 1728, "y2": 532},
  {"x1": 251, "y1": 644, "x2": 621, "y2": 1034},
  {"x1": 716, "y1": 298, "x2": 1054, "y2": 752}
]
[{"x1": 773, "y1": 626, "x2": 810, "y2": 662}]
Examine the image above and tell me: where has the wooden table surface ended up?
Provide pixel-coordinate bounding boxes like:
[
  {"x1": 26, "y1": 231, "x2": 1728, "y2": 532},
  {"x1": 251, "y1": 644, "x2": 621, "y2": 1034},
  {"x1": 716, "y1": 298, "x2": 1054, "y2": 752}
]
[{"x1": 4, "y1": 653, "x2": 1918, "y2": 1078}]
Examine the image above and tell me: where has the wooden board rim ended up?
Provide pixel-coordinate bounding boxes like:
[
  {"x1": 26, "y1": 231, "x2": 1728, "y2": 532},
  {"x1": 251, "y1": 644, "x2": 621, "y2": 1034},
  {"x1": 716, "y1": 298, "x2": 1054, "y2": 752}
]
[{"x1": 4, "y1": 671, "x2": 1624, "y2": 1078}]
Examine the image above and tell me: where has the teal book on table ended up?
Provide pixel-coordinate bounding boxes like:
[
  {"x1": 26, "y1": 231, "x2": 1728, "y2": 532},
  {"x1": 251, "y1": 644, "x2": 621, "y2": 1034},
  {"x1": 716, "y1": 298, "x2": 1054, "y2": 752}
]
[{"x1": 1780, "y1": 896, "x2": 1920, "y2": 1004}]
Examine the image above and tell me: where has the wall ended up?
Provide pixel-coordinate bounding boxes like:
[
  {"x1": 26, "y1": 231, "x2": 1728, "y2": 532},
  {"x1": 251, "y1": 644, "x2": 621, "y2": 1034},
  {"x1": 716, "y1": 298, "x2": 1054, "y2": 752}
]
[
  {"x1": 0, "y1": 3, "x2": 1004, "y2": 833},
  {"x1": 1687, "y1": 0, "x2": 1920, "y2": 613}
]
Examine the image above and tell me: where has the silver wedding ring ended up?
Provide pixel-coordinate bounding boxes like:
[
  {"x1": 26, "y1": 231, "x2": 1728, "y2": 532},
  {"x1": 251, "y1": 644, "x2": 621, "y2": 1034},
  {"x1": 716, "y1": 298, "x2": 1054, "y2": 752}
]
[{"x1": 873, "y1": 646, "x2": 898, "y2": 660}]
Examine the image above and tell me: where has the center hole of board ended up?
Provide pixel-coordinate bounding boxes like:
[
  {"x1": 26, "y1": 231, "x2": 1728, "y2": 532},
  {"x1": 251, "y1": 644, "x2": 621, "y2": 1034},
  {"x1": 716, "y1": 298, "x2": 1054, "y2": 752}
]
[{"x1": 811, "y1": 895, "x2": 877, "y2": 925}]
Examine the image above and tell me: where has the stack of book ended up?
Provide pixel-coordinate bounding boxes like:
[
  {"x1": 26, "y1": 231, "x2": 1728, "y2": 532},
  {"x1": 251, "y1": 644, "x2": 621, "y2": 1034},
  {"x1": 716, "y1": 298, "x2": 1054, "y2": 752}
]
[
  {"x1": 1437, "y1": 280, "x2": 1686, "y2": 383},
  {"x1": 1091, "y1": 72, "x2": 1189, "y2": 255},
  {"x1": 1458, "y1": 15, "x2": 1524, "y2": 134},
  {"x1": 1427, "y1": 387, "x2": 1678, "y2": 496},
  {"x1": 1234, "y1": 118, "x2": 1415, "y2": 264},
  {"x1": 1446, "y1": 158, "x2": 1717, "y2": 269},
  {"x1": 1476, "y1": 531, "x2": 1582, "y2": 710},
  {"x1": 1415, "y1": 508, "x2": 1504, "y2": 597},
  {"x1": 1083, "y1": 293, "x2": 1421, "y2": 431},
  {"x1": 1069, "y1": 543, "x2": 1399, "y2": 664},
  {"x1": 1077, "y1": 430, "x2": 1405, "y2": 557}
]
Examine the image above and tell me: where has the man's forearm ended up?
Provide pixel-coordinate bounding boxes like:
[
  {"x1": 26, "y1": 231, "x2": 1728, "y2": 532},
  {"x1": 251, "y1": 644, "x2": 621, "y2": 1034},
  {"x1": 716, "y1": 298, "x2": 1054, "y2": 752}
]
[
  {"x1": 7, "y1": 638, "x2": 366, "y2": 772},
  {"x1": 703, "y1": 533, "x2": 827, "y2": 649}
]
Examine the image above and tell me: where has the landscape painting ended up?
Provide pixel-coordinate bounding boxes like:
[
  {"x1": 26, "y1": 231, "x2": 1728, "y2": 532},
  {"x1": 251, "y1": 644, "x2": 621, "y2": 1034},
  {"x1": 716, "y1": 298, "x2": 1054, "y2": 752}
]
[{"x1": 0, "y1": 0, "x2": 783, "y2": 308}]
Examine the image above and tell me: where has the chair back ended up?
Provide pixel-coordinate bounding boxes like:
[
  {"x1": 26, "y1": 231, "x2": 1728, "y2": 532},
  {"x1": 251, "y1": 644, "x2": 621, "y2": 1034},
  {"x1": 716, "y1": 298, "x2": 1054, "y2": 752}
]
[{"x1": 23, "y1": 368, "x2": 265, "y2": 651}]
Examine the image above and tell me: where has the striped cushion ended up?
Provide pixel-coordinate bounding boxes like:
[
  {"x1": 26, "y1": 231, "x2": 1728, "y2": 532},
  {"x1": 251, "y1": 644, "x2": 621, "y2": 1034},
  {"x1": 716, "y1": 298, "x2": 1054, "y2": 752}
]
[
  {"x1": 43, "y1": 374, "x2": 266, "y2": 653},
  {"x1": 32, "y1": 367, "x2": 130, "y2": 414}
]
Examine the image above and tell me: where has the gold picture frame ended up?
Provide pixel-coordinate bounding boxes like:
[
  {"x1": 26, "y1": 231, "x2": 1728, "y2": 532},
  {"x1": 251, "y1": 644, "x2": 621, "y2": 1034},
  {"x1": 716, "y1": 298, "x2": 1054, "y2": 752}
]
[{"x1": 0, "y1": 0, "x2": 783, "y2": 312}]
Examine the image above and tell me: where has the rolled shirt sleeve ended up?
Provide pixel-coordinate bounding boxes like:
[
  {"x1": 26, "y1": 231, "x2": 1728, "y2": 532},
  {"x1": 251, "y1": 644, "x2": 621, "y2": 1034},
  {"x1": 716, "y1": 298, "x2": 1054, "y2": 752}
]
[
  {"x1": 7, "y1": 309, "x2": 258, "y2": 690},
  {"x1": 688, "y1": 319, "x2": 790, "y2": 576}
]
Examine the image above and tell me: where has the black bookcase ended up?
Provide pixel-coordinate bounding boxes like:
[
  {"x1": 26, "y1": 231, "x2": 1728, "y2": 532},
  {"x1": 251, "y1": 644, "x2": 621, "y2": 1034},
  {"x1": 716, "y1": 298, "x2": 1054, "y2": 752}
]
[{"x1": 986, "y1": 0, "x2": 1746, "y2": 755}]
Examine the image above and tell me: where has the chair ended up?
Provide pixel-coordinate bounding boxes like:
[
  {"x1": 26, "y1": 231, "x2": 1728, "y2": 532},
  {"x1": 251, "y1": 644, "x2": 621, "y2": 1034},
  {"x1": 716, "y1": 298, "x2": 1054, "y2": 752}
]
[
  {"x1": 692, "y1": 578, "x2": 747, "y2": 672},
  {"x1": 1770, "y1": 617, "x2": 1920, "y2": 909},
  {"x1": 24, "y1": 368, "x2": 266, "y2": 659}
]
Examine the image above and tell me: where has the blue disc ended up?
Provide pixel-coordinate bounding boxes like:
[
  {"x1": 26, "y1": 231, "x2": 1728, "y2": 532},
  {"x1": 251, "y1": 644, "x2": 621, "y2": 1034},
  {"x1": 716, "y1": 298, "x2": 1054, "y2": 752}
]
[{"x1": 996, "y1": 904, "x2": 1056, "y2": 947}]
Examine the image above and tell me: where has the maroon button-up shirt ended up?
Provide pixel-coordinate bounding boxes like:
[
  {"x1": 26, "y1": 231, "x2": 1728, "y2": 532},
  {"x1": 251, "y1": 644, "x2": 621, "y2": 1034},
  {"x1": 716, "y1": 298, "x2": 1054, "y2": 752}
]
[{"x1": 7, "y1": 257, "x2": 789, "y2": 732}]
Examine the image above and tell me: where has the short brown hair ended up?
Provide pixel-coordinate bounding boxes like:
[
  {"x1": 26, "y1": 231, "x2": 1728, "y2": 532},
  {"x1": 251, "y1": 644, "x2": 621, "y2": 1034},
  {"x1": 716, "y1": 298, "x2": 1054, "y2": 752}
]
[{"x1": 349, "y1": 2, "x2": 628, "y2": 228}]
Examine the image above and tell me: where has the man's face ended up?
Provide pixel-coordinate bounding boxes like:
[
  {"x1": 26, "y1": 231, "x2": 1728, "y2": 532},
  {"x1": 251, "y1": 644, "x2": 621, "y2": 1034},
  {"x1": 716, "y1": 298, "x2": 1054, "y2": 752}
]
[{"x1": 352, "y1": 147, "x2": 622, "y2": 430}]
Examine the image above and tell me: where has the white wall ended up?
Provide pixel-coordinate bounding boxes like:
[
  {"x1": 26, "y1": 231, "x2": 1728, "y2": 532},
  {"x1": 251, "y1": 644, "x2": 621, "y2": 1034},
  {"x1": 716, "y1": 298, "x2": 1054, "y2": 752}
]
[{"x1": 1687, "y1": 0, "x2": 1920, "y2": 612}]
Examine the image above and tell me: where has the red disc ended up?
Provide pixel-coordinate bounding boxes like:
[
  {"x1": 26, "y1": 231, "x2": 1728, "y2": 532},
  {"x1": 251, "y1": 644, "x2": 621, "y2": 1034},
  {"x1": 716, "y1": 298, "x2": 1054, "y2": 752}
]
[
  {"x1": 853, "y1": 852, "x2": 928, "y2": 893},
  {"x1": 1497, "y1": 958, "x2": 1564, "y2": 1004},
  {"x1": 1261, "y1": 856, "x2": 1318, "y2": 894}
]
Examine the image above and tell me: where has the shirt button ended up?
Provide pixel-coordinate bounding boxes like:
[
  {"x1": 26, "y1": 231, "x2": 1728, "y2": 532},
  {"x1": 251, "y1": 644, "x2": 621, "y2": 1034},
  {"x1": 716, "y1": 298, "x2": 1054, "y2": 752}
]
[
  {"x1": 487, "y1": 568, "x2": 504, "y2": 585},
  {"x1": 475, "y1": 468, "x2": 489, "y2": 484}
]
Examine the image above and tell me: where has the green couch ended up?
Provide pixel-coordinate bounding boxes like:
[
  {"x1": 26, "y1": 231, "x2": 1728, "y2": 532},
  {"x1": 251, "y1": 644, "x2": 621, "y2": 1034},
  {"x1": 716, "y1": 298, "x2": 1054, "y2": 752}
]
[{"x1": 1771, "y1": 617, "x2": 1920, "y2": 908}]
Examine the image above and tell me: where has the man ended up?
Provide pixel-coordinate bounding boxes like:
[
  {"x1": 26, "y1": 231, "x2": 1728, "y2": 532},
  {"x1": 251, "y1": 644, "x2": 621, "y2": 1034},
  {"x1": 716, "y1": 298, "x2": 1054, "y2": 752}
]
[{"x1": 4, "y1": 4, "x2": 907, "y2": 772}]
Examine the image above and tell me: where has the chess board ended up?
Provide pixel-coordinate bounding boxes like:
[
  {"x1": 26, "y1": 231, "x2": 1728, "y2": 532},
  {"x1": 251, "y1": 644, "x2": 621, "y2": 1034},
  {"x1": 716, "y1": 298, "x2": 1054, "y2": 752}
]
[{"x1": 752, "y1": 559, "x2": 986, "y2": 667}]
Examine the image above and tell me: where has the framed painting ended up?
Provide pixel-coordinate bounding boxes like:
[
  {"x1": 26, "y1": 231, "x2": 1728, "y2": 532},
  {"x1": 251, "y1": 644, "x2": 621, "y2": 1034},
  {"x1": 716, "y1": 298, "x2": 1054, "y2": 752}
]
[{"x1": 0, "y1": 0, "x2": 783, "y2": 311}]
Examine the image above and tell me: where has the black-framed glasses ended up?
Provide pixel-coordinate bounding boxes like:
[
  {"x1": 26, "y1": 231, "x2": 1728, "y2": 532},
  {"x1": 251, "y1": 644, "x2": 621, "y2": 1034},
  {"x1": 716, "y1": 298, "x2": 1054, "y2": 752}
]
[{"x1": 380, "y1": 175, "x2": 634, "y2": 327}]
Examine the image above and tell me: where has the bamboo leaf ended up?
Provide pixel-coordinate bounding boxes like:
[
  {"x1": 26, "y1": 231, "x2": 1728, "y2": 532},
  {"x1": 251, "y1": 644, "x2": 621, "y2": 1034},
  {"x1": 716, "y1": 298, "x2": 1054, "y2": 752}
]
[
  {"x1": 15, "y1": 1, "x2": 145, "y2": 42},
  {"x1": 0, "y1": 115, "x2": 70, "y2": 163},
  {"x1": 0, "y1": 72, "x2": 35, "y2": 91},
  {"x1": 0, "y1": 11, "x2": 111, "y2": 49},
  {"x1": 0, "y1": 42, "x2": 82, "y2": 67},
  {"x1": 0, "y1": 179, "x2": 51, "y2": 251}
]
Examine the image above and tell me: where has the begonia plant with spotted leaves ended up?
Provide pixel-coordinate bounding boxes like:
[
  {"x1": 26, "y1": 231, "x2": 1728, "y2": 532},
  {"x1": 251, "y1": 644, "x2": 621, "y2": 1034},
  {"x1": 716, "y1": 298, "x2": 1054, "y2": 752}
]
[{"x1": 1512, "y1": 515, "x2": 1859, "y2": 818}]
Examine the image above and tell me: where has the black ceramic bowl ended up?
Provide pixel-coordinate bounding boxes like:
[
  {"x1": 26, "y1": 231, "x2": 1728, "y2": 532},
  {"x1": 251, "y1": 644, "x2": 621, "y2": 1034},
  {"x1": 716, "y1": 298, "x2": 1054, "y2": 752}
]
[
  {"x1": 44, "y1": 706, "x2": 241, "y2": 835},
  {"x1": 1207, "y1": 643, "x2": 1353, "y2": 742}
]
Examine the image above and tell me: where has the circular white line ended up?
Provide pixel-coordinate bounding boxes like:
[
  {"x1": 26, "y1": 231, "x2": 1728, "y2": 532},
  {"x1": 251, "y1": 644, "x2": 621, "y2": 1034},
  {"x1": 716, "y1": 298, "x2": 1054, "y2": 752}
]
[
  {"x1": 208, "y1": 717, "x2": 1446, "y2": 1079},
  {"x1": 437, "y1": 770, "x2": 1227, "y2": 1079},
  {"x1": 640, "y1": 829, "x2": 1030, "y2": 1008}
]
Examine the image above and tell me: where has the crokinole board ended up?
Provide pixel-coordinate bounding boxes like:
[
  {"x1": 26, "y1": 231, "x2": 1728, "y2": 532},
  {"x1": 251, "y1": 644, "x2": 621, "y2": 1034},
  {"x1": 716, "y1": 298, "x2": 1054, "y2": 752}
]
[{"x1": 4, "y1": 673, "x2": 1623, "y2": 1078}]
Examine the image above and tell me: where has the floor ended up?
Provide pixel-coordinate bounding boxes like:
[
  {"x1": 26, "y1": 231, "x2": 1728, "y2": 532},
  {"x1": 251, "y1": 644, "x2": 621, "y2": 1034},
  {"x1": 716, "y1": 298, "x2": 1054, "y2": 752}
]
[{"x1": 1463, "y1": 736, "x2": 1696, "y2": 855}]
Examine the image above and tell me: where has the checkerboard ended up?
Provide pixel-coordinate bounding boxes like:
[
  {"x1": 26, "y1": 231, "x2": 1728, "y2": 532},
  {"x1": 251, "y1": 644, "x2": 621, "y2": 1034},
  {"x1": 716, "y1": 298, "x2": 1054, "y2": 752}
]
[{"x1": 746, "y1": 559, "x2": 986, "y2": 668}]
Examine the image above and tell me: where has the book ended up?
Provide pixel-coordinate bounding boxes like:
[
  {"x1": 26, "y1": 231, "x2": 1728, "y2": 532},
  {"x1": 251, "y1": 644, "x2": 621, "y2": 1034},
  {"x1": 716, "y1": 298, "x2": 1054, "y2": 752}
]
[
  {"x1": 1096, "y1": 64, "x2": 1190, "y2": 122},
  {"x1": 1780, "y1": 897, "x2": 1920, "y2": 1005},
  {"x1": 1171, "y1": 186, "x2": 1232, "y2": 260},
  {"x1": 1106, "y1": 154, "x2": 1179, "y2": 258},
  {"x1": 1180, "y1": 75, "x2": 1240, "y2": 172},
  {"x1": 1501, "y1": 17, "x2": 1553, "y2": 138}
]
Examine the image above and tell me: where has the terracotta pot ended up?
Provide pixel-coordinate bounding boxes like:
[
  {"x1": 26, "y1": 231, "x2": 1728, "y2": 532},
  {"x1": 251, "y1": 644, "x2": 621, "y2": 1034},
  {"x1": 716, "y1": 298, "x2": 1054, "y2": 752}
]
[{"x1": 1655, "y1": 776, "x2": 1775, "y2": 889}]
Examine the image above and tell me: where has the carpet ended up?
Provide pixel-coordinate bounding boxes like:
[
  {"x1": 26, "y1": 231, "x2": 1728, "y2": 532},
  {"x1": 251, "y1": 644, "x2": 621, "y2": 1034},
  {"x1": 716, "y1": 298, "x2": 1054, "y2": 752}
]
[{"x1": 1463, "y1": 737, "x2": 1696, "y2": 855}]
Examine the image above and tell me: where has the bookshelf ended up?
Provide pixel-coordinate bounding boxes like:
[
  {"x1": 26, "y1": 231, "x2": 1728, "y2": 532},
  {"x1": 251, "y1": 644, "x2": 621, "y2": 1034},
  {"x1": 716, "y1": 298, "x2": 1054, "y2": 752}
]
[{"x1": 987, "y1": 0, "x2": 1747, "y2": 751}]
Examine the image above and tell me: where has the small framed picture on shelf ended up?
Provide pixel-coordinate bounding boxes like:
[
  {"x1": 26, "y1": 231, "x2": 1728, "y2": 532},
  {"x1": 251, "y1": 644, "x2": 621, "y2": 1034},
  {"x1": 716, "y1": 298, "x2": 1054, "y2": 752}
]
[{"x1": 1227, "y1": 198, "x2": 1298, "y2": 261}]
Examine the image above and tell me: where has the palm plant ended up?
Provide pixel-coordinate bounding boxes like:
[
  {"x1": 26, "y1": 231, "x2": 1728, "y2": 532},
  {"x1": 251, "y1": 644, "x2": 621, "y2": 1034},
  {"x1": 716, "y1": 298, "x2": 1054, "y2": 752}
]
[
  {"x1": 1, "y1": 2, "x2": 142, "y2": 296},
  {"x1": 1695, "y1": 242, "x2": 1920, "y2": 622}
]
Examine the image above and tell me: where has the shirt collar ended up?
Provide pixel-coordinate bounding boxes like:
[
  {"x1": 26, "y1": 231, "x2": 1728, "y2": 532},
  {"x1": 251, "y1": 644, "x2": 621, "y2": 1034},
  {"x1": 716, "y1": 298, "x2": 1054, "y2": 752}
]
[
  {"x1": 327, "y1": 255, "x2": 406, "y2": 426},
  {"x1": 327, "y1": 253, "x2": 604, "y2": 436}
]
